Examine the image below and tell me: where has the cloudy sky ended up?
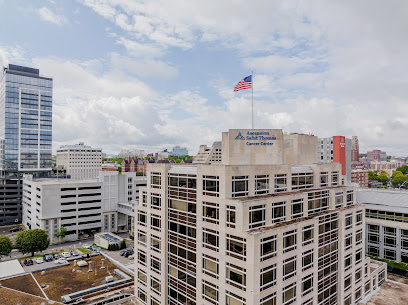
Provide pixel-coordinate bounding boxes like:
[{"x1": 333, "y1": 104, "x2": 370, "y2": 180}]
[{"x1": 1, "y1": 0, "x2": 407, "y2": 156}]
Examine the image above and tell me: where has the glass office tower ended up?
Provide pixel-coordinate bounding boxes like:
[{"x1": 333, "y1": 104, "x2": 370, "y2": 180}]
[{"x1": 0, "y1": 64, "x2": 52, "y2": 225}]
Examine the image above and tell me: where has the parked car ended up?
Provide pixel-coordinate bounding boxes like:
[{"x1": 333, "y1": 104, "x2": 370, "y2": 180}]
[
  {"x1": 53, "y1": 253, "x2": 61, "y2": 260},
  {"x1": 23, "y1": 259, "x2": 33, "y2": 266},
  {"x1": 128, "y1": 254, "x2": 134, "y2": 260},
  {"x1": 35, "y1": 257, "x2": 44, "y2": 264},
  {"x1": 124, "y1": 250, "x2": 134, "y2": 258},
  {"x1": 61, "y1": 252, "x2": 71, "y2": 258},
  {"x1": 82, "y1": 244, "x2": 90, "y2": 249},
  {"x1": 43, "y1": 254, "x2": 53, "y2": 262},
  {"x1": 9, "y1": 227, "x2": 23, "y2": 232},
  {"x1": 54, "y1": 258, "x2": 68, "y2": 264},
  {"x1": 90, "y1": 245, "x2": 97, "y2": 251},
  {"x1": 70, "y1": 250, "x2": 79, "y2": 256},
  {"x1": 120, "y1": 249, "x2": 128, "y2": 256}
]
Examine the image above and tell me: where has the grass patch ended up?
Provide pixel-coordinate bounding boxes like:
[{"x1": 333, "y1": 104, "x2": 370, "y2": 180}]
[
  {"x1": 369, "y1": 255, "x2": 408, "y2": 272},
  {"x1": 77, "y1": 248, "x2": 91, "y2": 254}
]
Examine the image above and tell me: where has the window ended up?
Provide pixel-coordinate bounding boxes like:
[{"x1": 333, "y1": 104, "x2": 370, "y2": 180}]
[
  {"x1": 260, "y1": 264, "x2": 276, "y2": 290},
  {"x1": 249, "y1": 205, "x2": 265, "y2": 228},
  {"x1": 344, "y1": 254, "x2": 352, "y2": 270},
  {"x1": 283, "y1": 256, "x2": 296, "y2": 281},
  {"x1": 291, "y1": 172, "x2": 313, "y2": 190},
  {"x1": 356, "y1": 249, "x2": 362, "y2": 264},
  {"x1": 331, "y1": 171, "x2": 339, "y2": 185},
  {"x1": 138, "y1": 269, "x2": 147, "y2": 285},
  {"x1": 291, "y1": 199, "x2": 303, "y2": 219},
  {"x1": 227, "y1": 205, "x2": 236, "y2": 228},
  {"x1": 137, "y1": 288, "x2": 147, "y2": 304},
  {"x1": 320, "y1": 172, "x2": 328, "y2": 187},
  {"x1": 282, "y1": 282, "x2": 296, "y2": 305},
  {"x1": 203, "y1": 255, "x2": 218, "y2": 277},
  {"x1": 150, "y1": 172, "x2": 161, "y2": 189},
  {"x1": 203, "y1": 202, "x2": 219, "y2": 224},
  {"x1": 272, "y1": 201, "x2": 286, "y2": 223},
  {"x1": 346, "y1": 190, "x2": 353, "y2": 205},
  {"x1": 151, "y1": 195, "x2": 161, "y2": 210},
  {"x1": 232, "y1": 176, "x2": 248, "y2": 197},
  {"x1": 356, "y1": 229, "x2": 362, "y2": 245},
  {"x1": 260, "y1": 292, "x2": 276, "y2": 305},
  {"x1": 203, "y1": 175, "x2": 219, "y2": 197},
  {"x1": 203, "y1": 280, "x2": 218, "y2": 302},
  {"x1": 227, "y1": 235, "x2": 246, "y2": 260},
  {"x1": 226, "y1": 292, "x2": 245, "y2": 305},
  {"x1": 384, "y1": 248, "x2": 396, "y2": 260},
  {"x1": 138, "y1": 230, "x2": 147, "y2": 245},
  {"x1": 151, "y1": 236, "x2": 161, "y2": 252},
  {"x1": 355, "y1": 287, "x2": 362, "y2": 303},
  {"x1": 261, "y1": 235, "x2": 277, "y2": 261},
  {"x1": 226, "y1": 264, "x2": 246, "y2": 290},
  {"x1": 356, "y1": 210, "x2": 363, "y2": 225},
  {"x1": 283, "y1": 230, "x2": 297, "y2": 253},
  {"x1": 335, "y1": 192, "x2": 343, "y2": 209},
  {"x1": 302, "y1": 225, "x2": 314, "y2": 246},
  {"x1": 302, "y1": 274, "x2": 313, "y2": 296},
  {"x1": 302, "y1": 249, "x2": 313, "y2": 271},
  {"x1": 308, "y1": 190, "x2": 329, "y2": 215},
  {"x1": 138, "y1": 212, "x2": 146, "y2": 226},
  {"x1": 274, "y1": 174, "x2": 287, "y2": 192},
  {"x1": 344, "y1": 233, "x2": 352, "y2": 250},
  {"x1": 151, "y1": 216, "x2": 161, "y2": 231},
  {"x1": 344, "y1": 274, "x2": 351, "y2": 290},
  {"x1": 345, "y1": 213, "x2": 353, "y2": 229},
  {"x1": 151, "y1": 257, "x2": 161, "y2": 272},
  {"x1": 169, "y1": 199, "x2": 196, "y2": 214},
  {"x1": 138, "y1": 251, "x2": 146, "y2": 266},
  {"x1": 203, "y1": 229, "x2": 219, "y2": 251},
  {"x1": 151, "y1": 277, "x2": 161, "y2": 294},
  {"x1": 255, "y1": 175, "x2": 269, "y2": 195},
  {"x1": 355, "y1": 268, "x2": 362, "y2": 283}
]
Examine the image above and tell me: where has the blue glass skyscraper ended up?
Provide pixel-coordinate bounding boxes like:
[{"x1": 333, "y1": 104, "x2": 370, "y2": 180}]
[{"x1": 0, "y1": 64, "x2": 52, "y2": 225}]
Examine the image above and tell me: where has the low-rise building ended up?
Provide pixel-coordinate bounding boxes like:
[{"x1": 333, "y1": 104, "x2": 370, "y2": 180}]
[
  {"x1": 22, "y1": 171, "x2": 146, "y2": 244},
  {"x1": 357, "y1": 188, "x2": 408, "y2": 263},
  {"x1": 351, "y1": 170, "x2": 369, "y2": 188}
]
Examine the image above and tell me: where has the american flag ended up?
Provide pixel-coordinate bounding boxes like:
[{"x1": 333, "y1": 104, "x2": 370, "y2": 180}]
[{"x1": 234, "y1": 75, "x2": 252, "y2": 92}]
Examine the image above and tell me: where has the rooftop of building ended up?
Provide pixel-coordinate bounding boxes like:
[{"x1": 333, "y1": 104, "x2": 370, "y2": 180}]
[
  {"x1": 357, "y1": 188, "x2": 408, "y2": 212},
  {"x1": 5, "y1": 64, "x2": 52, "y2": 80},
  {"x1": 360, "y1": 279, "x2": 408, "y2": 305},
  {"x1": 247, "y1": 204, "x2": 357, "y2": 235},
  {"x1": 27, "y1": 178, "x2": 99, "y2": 185}
]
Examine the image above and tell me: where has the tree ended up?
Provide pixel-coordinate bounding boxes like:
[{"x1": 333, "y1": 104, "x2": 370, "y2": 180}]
[
  {"x1": 396, "y1": 165, "x2": 408, "y2": 175},
  {"x1": 117, "y1": 166, "x2": 122, "y2": 174},
  {"x1": 121, "y1": 240, "x2": 126, "y2": 249},
  {"x1": 15, "y1": 229, "x2": 50, "y2": 257},
  {"x1": 377, "y1": 172, "x2": 389, "y2": 186},
  {"x1": 57, "y1": 226, "x2": 67, "y2": 240},
  {"x1": 392, "y1": 171, "x2": 408, "y2": 186},
  {"x1": 368, "y1": 171, "x2": 378, "y2": 181},
  {"x1": 0, "y1": 235, "x2": 13, "y2": 257}
]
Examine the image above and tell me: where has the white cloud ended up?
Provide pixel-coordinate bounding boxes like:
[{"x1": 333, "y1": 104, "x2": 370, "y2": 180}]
[{"x1": 38, "y1": 7, "x2": 67, "y2": 26}]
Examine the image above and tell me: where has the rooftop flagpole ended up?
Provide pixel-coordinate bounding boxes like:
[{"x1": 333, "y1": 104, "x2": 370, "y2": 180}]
[{"x1": 251, "y1": 71, "x2": 254, "y2": 129}]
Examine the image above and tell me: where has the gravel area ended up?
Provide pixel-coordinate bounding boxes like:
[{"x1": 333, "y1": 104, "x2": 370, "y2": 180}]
[
  {"x1": 33, "y1": 258, "x2": 120, "y2": 302},
  {"x1": 361, "y1": 280, "x2": 408, "y2": 305}
]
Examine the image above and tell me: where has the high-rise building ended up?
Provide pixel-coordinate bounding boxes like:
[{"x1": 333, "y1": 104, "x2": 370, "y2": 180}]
[
  {"x1": 351, "y1": 136, "x2": 359, "y2": 163},
  {"x1": 0, "y1": 64, "x2": 52, "y2": 225},
  {"x1": 135, "y1": 129, "x2": 386, "y2": 305},
  {"x1": 318, "y1": 136, "x2": 352, "y2": 184},
  {"x1": 366, "y1": 150, "x2": 387, "y2": 162},
  {"x1": 56, "y1": 142, "x2": 102, "y2": 179},
  {"x1": 170, "y1": 145, "x2": 189, "y2": 157}
]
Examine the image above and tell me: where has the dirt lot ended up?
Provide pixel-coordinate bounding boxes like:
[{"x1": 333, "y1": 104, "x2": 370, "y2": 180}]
[
  {"x1": 33, "y1": 258, "x2": 120, "y2": 302},
  {"x1": 0, "y1": 274, "x2": 43, "y2": 297},
  {"x1": 0, "y1": 286, "x2": 62, "y2": 305},
  {"x1": 361, "y1": 280, "x2": 408, "y2": 305}
]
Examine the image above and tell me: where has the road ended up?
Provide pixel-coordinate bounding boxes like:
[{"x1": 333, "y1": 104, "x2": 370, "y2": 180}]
[{"x1": 0, "y1": 230, "x2": 130, "y2": 262}]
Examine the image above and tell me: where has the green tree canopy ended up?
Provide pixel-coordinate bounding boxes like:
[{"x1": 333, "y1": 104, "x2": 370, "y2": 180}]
[
  {"x1": 396, "y1": 165, "x2": 408, "y2": 175},
  {"x1": 0, "y1": 235, "x2": 13, "y2": 257},
  {"x1": 15, "y1": 229, "x2": 49, "y2": 257},
  {"x1": 377, "y1": 172, "x2": 389, "y2": 186},
  {"x1": 57, "y1": 226, "x2": 67, "y2": 239},
  {"x1": 368, "y1": 171, "x2": 378, "y2": 181},
  {"x1": 392, "y1": 171, "x2": 408, "y2": 186}
]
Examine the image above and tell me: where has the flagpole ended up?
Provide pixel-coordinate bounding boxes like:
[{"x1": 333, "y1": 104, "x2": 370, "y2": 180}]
[{"x1": 251, "y1": 71, "x2": 254, "y2": 129}]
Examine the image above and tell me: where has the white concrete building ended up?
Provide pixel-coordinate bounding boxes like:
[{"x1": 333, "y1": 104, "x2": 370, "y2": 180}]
[
  {"x1": 193, "y1": 141, "x2": 222, "y2": 164},
  {"x1": 22, "y1": 171, "x2": 146, "y2": 244},
  {"x1": 357, "y1": 188, "x2": 408, "y2": 264},
  {"x1": 134, "y1": 129, "x2": 386, "y2": 305},
  {"x1": 56, "y1": 142, "x2": 102, "y2": 179}
]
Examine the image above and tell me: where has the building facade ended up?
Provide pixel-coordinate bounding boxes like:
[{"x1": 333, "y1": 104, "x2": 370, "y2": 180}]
[
  {"x1": 318, "y1": 136, "x2": 352, "y2": 184},
  {"x1": 0, "y1": 64, "x2": 52, "y2": 225},
  {"x1": 351, "y1": 136, "x2": 359, "y2": 163},
  {"x1": 367, "y1": 150, "x2": 387, "y2": 162},
  {"x1": 351, "y1": 170, "x2": 369, "y2": 188},
  {"x1": 170, "y1": 146, "x2": 189, "y2": 157},
  {"x1": 22, "y1": 171, "x2": 146, "y2": 244},
  {"x1": 134, "y1": 129, "x2": 386, "y2": 305},
  {"x1": 358, "y1": 188, "x2": 408, "y2": 263},
  {"x1": 56, "y1": 142, "x2": 102, "y2": 179}
]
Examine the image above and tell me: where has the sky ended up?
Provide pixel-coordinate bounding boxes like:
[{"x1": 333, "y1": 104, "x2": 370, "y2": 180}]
[{"x1": 0, "y1": 0, "x2": 407, "y2": 156}]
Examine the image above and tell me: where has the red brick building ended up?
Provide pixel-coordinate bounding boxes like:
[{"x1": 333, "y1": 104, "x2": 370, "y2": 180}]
[{"x1": 351, "y1": 170, "x2": 369, "y2": 187}]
